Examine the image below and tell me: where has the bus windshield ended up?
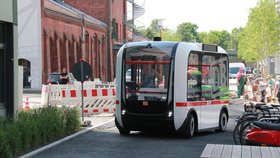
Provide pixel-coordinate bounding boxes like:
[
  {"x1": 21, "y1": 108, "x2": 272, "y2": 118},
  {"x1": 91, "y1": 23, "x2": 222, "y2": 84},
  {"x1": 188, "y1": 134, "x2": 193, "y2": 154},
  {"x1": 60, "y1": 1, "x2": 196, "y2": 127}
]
[{"x1": 124, "y1": 42, "x2": 175, "y2": 101}]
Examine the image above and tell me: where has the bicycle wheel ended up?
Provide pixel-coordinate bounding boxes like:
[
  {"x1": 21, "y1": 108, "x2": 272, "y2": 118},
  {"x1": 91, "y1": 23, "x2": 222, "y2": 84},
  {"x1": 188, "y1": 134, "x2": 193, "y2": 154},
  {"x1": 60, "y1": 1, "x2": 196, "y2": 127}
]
[
  {"x1": 233, "y1": 116, "x2": 257, "y2": 145},
  {"x1": 239, "y1": 121, "x2": 253, "y2": 145}
]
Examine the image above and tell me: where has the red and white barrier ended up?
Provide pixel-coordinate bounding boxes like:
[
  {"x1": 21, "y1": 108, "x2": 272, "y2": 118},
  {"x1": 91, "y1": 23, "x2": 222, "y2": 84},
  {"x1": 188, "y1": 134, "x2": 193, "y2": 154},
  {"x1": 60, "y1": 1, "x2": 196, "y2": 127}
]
[{"x1": 41, "y1": 83, "x2": 116, "y2": 115}]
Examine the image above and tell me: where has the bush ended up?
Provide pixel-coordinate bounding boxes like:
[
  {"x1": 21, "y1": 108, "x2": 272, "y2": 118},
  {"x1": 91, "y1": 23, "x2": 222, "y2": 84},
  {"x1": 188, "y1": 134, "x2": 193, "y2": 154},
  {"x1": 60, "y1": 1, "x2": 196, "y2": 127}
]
[{"x1": 0, "y1": 106, "x2": 80, "y2": 158}]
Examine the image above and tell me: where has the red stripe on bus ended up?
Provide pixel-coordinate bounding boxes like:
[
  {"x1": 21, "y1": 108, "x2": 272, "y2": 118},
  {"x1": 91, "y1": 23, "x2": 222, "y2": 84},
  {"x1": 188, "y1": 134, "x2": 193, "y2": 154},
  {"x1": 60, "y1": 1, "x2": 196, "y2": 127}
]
[
  {"x1": 187, "y1": 101, "x2": 207, "y2": 106},
  {"x1": 176, "y1": 102, "x2": 187, "y2": 107},
  {"x1": 221, "y1": 100, "x2": 229, "y2": 104},
  {"x1": 93, "y1": 109, "x2": 99, "y2": 113},
  {"x1": 126, "y1": 61, "x2": 170, "y2": 64},
  {"x1": 211, "y1": 100, "x2": 229, "y2": 105},
  {"x1": 176, "y1": 100, "x2": 229, "y2": 107},
  {"x1": 211, "y1": 100, "x2": 222, "y2": 104},
  {"x1": 103, "y1": 109, "x2": 109, "y2": 112},
  {"x1": 83, "y1": 109, "x2": 88, "y2": 113}
]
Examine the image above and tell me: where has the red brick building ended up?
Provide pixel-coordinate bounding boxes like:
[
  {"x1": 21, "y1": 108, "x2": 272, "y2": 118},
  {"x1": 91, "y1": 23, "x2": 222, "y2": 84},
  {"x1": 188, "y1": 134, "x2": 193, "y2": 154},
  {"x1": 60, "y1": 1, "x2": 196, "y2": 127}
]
[{"x1": 41, "y1": 0, "x2": 127, "y2": 83}]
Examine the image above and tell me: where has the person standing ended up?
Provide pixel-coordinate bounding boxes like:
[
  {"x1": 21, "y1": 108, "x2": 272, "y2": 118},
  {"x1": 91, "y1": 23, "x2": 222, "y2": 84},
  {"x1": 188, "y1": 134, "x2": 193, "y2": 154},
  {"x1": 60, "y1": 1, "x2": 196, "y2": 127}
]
[
  {"x1": 274, "y1": 75, "x2": 280, "y2": 103},
  {"x1": 60, "y1": 68, "x2": 69, "y2": 84},
  {"x1": 237, "y1": 67, "x2": 247, "y2": 98}
]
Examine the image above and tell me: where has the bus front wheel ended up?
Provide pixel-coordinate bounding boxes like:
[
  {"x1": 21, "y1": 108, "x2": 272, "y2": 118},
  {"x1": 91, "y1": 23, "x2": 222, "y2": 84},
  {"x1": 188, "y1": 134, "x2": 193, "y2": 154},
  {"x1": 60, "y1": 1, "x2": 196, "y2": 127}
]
[
  {"x1": 119, "y1": 129, "x2": 131, "y2": 135},
  {"x1": 115, "y1": 118, "x2": 131, "y2": 135}
]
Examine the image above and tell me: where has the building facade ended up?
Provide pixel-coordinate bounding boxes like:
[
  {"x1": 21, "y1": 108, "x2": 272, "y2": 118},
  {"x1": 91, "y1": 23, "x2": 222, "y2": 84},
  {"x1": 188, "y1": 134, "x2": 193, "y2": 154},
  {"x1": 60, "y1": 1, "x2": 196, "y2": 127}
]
[
  {"x1": 0, "y1": 0, "x2": 18, "y2": 118},
  {"x1": 18, "y1": 0, "x2": 128, "y2": 90}
]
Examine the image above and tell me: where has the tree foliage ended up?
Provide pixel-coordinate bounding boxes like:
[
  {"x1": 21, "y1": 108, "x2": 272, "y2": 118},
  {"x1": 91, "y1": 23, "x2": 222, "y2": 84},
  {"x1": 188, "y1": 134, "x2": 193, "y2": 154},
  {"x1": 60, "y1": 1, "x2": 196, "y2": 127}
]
[
  {"x1": 162, "y1": 28, "x2": 180, "y2": 41},
  {"x1": 199, "y1": 30, "x2": 231, "y2": 49},
  {"x1": 229, "y1": 27, "x2": 243, "y2": 50},
  {"x1": 176, "y1": 22, "x2": 199, "y2": 42},
  {"x1": 238, "y1": 0, "x2": 280, "y2": 62}
]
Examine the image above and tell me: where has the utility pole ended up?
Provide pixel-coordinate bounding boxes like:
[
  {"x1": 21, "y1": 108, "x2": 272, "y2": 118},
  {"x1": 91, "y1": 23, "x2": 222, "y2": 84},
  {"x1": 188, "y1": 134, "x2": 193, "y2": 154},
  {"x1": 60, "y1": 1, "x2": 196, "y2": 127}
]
[
  {"x1": 132, "y1": 0, "x2": 135, "y2": 41},
  {"x1": 80, "y1": 13, "x2": 85, "y2": 60},
  {"x1": 157, "y1": 19, "x2": 165, "y2": 39}
]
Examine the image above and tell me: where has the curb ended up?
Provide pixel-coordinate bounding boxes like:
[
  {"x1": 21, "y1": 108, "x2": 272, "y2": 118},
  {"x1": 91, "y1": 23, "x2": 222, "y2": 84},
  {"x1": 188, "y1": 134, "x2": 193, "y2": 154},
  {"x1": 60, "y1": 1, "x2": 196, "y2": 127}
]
[{"x1": 19, "y1": 118, "x2": 115, "y2": 158}]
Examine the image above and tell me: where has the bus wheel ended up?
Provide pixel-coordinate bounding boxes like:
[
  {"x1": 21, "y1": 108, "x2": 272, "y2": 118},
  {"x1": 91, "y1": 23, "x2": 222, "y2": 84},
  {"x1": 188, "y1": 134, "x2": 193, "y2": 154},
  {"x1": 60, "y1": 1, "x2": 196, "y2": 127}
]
[
  {"x1": 184, "y1": 114, "x2": 195, "y2": 138},
  {"x1": 119, "y1": 129, "x2": 130, "y2": 135},
  {"x1": 115, "y1": 118, "x2": 130, "y2": 135},
  {"x1": 217, "y1": 110, "x2": 227, "y2": 132}
]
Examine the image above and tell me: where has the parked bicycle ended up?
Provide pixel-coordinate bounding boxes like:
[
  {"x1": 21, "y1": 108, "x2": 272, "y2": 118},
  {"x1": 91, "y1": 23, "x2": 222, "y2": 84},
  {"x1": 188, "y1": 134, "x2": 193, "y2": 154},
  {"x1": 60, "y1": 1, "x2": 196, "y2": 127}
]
[{"x1": 233, "y1": 101, "x2": 280, "y2": 145}]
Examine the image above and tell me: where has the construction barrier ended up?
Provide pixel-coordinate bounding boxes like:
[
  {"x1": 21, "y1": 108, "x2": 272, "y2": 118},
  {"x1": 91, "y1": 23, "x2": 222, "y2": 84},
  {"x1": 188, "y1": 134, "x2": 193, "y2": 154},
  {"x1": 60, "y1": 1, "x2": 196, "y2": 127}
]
[{"x1": 41, "y1": 81, "x2": 116, "y2": 115}]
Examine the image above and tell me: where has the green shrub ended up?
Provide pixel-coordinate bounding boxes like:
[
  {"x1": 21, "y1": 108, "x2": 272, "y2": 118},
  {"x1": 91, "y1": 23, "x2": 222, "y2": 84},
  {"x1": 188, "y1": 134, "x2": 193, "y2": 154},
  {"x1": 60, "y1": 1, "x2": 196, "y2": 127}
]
[{"x1": 0, "y1": 106, "x2": 80, "y2": 158}]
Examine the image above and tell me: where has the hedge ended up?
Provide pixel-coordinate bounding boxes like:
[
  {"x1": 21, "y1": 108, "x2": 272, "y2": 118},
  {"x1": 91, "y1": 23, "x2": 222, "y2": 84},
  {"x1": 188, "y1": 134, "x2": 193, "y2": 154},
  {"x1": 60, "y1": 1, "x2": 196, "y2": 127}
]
[{"x1": 0, "y1": 106, "x2": 80, "y2": 158}]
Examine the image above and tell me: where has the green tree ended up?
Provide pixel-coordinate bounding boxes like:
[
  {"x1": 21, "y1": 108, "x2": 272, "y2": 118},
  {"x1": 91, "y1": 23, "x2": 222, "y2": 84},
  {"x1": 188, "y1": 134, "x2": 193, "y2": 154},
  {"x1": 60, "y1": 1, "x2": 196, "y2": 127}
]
[
  {"x1": 198, "y1": 30, "x2": 231, "y2": 49},
  {"x1": 141, "y1": 19, "x2": 161, "y2": 40},
  {"x1": 162, "y1": 28, "x2": 180, "y2": 41},
  {"x1": 198, "y1": 32, "x2": 208, "y2": 43},
  {"x1": 230, "y1": 27, "x2": 243, "y2": 50},
  {"x1": 176, "y1": 22, "x2": 199, "y2": 42},
  {"x1": 238, "y1": 0, "x2": 280, "y2": 63}
]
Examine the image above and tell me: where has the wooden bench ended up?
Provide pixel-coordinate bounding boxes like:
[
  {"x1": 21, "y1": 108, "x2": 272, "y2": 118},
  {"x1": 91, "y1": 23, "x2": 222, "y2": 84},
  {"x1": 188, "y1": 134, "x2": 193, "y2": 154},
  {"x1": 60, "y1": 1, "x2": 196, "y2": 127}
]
[{"x1": 200, "y1": 144, "x2": 280, "y2": 158}]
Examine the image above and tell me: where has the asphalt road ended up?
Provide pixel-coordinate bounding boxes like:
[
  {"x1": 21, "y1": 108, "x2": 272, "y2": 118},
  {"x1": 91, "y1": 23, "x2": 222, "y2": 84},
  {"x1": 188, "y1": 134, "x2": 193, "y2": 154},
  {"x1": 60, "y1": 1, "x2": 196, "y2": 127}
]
[{"x1": 32, "y1": 105, "x2": 243, "y2": 158}]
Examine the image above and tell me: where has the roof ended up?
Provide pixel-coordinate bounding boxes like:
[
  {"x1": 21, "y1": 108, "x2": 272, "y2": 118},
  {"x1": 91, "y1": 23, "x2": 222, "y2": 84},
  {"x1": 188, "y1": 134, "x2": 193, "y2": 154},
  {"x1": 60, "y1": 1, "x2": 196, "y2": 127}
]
[{"x1": 47, "y1": 0, "x2": 108, "y2": 28}]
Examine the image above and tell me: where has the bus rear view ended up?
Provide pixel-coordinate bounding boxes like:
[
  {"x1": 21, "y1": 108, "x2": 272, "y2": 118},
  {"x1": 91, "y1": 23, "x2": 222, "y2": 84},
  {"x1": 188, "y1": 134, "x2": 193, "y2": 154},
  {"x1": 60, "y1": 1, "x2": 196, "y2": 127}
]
[{"x1": 115, "y1": 41, "x2": 229, "y2": 138}]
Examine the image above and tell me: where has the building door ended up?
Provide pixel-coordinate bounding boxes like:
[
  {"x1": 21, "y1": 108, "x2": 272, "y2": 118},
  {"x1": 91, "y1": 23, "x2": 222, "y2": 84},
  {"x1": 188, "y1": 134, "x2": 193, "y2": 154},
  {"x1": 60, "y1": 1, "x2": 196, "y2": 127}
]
[{"x1": 19, "y1": 59, "x2": 31, "y2": 88}]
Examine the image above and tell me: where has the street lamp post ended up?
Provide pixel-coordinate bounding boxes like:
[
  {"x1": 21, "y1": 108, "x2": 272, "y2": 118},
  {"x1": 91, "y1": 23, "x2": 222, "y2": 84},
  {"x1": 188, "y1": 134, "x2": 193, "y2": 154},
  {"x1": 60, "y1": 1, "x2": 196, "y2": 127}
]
[{"x1": 157, "y1": 19, "x2": 165, "y2": 39}]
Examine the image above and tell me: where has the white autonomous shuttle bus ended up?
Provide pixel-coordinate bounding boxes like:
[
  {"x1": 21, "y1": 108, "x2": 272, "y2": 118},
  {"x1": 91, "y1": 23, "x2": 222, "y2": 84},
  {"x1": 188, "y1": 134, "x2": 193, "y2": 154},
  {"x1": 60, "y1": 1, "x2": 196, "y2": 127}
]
[{"x1": 115, "y1": 41, "x2": 229, "y2": 137}]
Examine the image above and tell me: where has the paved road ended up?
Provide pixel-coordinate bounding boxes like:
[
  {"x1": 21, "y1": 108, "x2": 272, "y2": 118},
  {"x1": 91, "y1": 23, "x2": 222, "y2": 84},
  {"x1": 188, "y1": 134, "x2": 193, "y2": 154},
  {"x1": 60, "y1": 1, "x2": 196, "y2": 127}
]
[{"x1": 31, "y1": 105, "x2": 244, "y2": 158}]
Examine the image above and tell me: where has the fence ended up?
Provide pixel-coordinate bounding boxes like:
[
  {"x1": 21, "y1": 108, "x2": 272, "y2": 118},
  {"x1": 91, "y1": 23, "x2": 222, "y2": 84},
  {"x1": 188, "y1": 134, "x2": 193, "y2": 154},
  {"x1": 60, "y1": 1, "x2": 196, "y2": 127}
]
[{"x1": 41, "y1": 80, "x2": 116, "y2": 115}]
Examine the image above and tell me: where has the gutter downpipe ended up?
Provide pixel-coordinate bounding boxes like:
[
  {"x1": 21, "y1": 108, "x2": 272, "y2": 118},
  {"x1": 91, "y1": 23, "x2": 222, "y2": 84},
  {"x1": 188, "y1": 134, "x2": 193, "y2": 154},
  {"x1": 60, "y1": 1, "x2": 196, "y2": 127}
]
[{"x1": 107, "y1": 0, "x2": 112, "y2": 82}]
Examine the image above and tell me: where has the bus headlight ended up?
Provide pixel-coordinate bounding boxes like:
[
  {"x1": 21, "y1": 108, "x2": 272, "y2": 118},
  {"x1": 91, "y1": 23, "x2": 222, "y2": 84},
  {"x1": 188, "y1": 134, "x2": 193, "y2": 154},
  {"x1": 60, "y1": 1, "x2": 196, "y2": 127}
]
[
  {"x1": 168, "y1": 111, "x2": 172, "y2": 117},
  {"x1": 122, "y1": 110, "x2": 126, "y2": 115}
]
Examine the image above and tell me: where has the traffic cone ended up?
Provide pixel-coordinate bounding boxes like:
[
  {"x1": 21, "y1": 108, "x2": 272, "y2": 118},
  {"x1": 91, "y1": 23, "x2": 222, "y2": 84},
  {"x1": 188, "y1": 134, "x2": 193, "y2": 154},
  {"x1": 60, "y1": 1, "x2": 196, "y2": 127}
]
[{"x1": 23, "y1": 97, "x2": 30, "y2": 110}]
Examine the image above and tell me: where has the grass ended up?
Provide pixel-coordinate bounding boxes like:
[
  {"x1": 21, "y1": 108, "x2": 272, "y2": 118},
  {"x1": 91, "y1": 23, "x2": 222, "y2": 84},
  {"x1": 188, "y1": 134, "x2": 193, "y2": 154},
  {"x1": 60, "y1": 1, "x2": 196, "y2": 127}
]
[{"x1": 0, "y1": 106, "x2": 80, "y2": 158}]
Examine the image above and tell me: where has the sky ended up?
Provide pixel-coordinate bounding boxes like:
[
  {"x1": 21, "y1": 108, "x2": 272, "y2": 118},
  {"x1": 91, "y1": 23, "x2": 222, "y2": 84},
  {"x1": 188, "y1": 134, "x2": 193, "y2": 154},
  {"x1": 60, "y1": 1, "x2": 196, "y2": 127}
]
[{"x1": 135, "y1": 0, "x2": 259, "y2": 32}]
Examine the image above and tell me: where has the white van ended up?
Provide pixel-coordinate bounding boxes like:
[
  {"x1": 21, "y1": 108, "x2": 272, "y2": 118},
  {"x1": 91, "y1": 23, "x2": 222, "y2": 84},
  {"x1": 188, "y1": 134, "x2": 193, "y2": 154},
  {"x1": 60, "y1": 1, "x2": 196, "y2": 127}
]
[{"x1": 229, "y1": 63, "x2": 246, "y2": 79}]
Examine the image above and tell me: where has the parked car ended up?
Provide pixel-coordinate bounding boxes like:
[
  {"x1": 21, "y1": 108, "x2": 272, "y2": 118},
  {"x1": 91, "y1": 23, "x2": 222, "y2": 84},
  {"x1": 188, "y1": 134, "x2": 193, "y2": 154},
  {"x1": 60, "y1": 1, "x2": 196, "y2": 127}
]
[
  {"x1": 47, "y1": 72, "x2": 76, "y2": 84},
  {"x1": 229, "y1": 62, "x2": 246, "y2": 79},
  {"x1": 246, "y1": 67, "x2": 252, "y2": 74}
]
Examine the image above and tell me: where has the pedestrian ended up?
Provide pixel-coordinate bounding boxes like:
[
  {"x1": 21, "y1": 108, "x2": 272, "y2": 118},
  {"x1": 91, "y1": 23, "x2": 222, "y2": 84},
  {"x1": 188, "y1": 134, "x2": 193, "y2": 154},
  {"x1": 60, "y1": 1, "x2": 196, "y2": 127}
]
[
  {"x1": 252, "y1": 79, "x2": 260, "y2": 101},
  {"x1": 237, "y1": 67, "x2": 247, "y2": 98},
  {"x1": 60, "y1": 68, "x2": 69, "y2": 84},
  {"x1": 267, "y1": 75, "x2": 274, "y2": 96},
  {"x1": 274, "y1": 75, "x2": 280, "y2": 103},
  {"x1": 258, "y1": 79, "x2": 267, "y2": 103}
]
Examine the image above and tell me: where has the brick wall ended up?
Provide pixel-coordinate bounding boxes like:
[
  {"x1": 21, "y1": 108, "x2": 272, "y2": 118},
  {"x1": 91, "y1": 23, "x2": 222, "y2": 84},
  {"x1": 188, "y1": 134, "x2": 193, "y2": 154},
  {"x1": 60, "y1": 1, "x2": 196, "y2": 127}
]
[
  {"x1": 64, "y1": 0, "x2": 110, "y2": 24},
  {"x1": 42, "y1": 0, "x2": 108, "y2": 83}
]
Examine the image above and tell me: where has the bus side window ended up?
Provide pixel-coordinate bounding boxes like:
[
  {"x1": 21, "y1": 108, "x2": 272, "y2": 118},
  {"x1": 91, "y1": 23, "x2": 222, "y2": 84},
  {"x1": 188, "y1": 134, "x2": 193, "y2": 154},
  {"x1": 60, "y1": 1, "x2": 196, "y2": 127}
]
[
  {"x1": 187, "y1": 53, "x2": 202, "y2": 101},
  {"x1": 202, "y1": 54, "x2": 228, "y2": 100}
]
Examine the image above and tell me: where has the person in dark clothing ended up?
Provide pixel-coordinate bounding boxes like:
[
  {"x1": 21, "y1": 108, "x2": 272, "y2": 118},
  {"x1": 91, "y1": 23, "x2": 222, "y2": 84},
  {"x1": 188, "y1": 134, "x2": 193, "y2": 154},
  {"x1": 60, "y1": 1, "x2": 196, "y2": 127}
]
[{"x1": 60, "y1": 68, "x2": 69, "y2": 84}]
